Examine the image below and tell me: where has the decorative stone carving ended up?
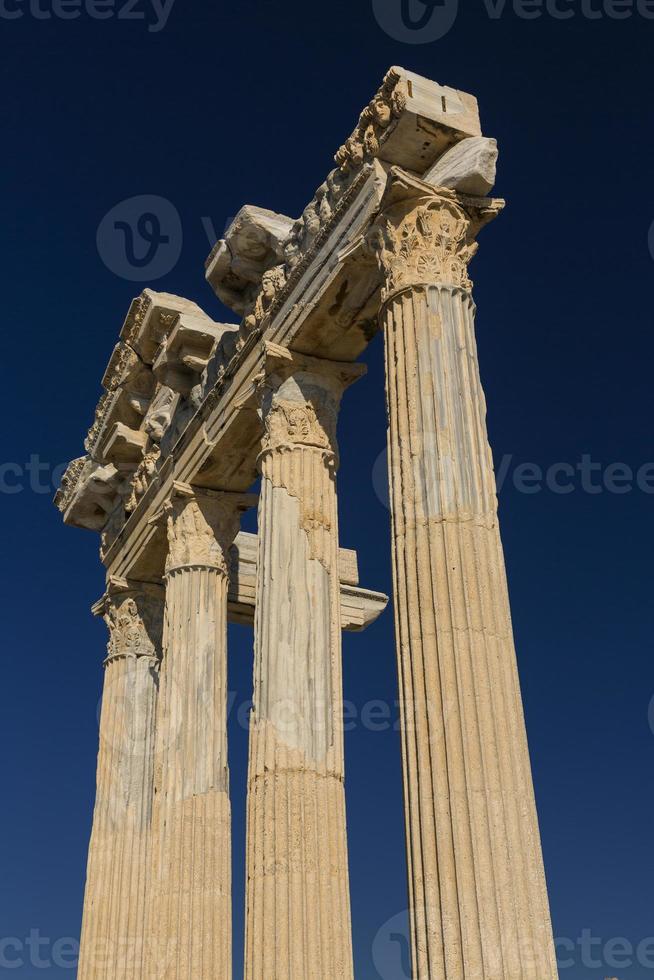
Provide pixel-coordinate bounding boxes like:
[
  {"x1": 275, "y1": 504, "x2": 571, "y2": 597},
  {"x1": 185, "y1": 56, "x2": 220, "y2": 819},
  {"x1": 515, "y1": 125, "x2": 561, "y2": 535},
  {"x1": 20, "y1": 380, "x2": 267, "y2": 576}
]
[
  {"x1": 240, "y1": 263, "x2": 287, "y2": 339},
  {"x1": 153, "y1": 314, "x2": 237, "y2": 396},
  {"x1": 120, "y1": 289, "x2": 206, "y2": 365},
  {"x1": 54, "y1": 456, "x2": 87, "y2": 514},
  {"x1": 263, "y1": 399, "x2": 331, "y2": 451},
  {"x1": 366, "y1": 168, "x2": 505, "y2": 303},
  {"x1": 100, "y1": 585, "x2": 163, "y2": 665},
  {"x1": 56, "y1": 457, "x2": 124, "y2": 531},
  {"x1": 205, "y1": 206, "x2": 295, "y2": 317},
  {"x1": 143, "y1": 384, "x2": 178, "y2": 443},
  {"x1": 126, "y1": 445, "x2": 161, "y2": 513},
  {"x1": 205, "y1": 66, "x2": 482, "y2": 373},
  {"x1": 368, "y1": 185, "x2": 477, "y2": 297},
  {"x1": 334, "y1": 66, "x2": 407, "y2": 175},
  {"x1": 100, "y1": 421, "x2": 148, "y2": 470},
  {"x1": 258, "y1": 343, "x2": 364, "y2": 471},
  {"x1": 164, "y1": 482, "x2": 256, "y2": 574}
]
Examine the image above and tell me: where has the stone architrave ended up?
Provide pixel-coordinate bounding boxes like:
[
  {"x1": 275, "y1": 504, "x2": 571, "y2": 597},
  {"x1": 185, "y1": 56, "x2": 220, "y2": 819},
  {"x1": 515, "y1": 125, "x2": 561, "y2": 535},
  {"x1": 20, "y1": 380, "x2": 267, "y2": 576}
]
[
  {"x1": 367, "y1": 170, "x2": 558, "y2": 979},
  {"x1": 77, "y1": 582, "x2": 164, "y2": 980},
  {"x1": 244, "y1": 344, "x2": 364, "y2": 980},
  {"x1": 146, "y1": 485, "x2": 254, "y2": 980}
]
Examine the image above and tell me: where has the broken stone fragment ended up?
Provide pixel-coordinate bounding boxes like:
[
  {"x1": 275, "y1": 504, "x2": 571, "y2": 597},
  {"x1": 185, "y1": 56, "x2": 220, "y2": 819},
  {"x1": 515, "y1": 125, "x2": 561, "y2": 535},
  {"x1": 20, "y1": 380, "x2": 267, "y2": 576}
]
[
  {"x1": 56, "y1": 457, "x2": 123, "y2": 531},
  {"x1": 423, "y1": 136, "x2": 498, "y2": 197},
  {"x1": 205, "y1": 206, "x2": 295, "y2": 316}
]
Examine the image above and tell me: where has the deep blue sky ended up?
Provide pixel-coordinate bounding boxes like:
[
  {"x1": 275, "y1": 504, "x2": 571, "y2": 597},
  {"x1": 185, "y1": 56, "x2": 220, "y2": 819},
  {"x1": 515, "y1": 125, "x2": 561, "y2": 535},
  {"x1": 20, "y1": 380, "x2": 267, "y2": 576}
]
[{"x1": 1, "y1": 0, "x2": 653, "y2": 976}]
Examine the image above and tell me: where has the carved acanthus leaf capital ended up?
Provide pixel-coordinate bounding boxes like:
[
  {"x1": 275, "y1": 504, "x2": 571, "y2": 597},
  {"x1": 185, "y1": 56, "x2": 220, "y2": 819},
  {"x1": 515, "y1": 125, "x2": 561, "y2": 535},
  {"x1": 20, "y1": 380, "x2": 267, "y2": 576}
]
[
  {"x1": 257, "y1": 343, "x2": 365, "y2": 461},
  {"x1": 164, "y1": 482, "x2": 256, "y2": 574},
  {"x1": 94, "y1": 580, "x2": 164, "y2": 665},
  {"x1": 367, "y1": 168, "x2": 504, "y2": 303}
]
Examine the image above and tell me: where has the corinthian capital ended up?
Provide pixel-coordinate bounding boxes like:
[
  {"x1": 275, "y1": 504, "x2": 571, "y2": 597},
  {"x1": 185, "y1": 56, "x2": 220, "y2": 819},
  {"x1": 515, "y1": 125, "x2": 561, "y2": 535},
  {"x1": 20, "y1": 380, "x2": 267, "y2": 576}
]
[
  {"x1": 257, "y1": 343, "x2": 365, "y2": 461},
  {"x1": 367, "y1": 167, "x2": 504, "y2": 303},
  {"x1": 164, "y1": 482, "x2": 256, "y2": 574},
  {"x1": 94, "y1": 579, "x2": 164, "y2": 665}
]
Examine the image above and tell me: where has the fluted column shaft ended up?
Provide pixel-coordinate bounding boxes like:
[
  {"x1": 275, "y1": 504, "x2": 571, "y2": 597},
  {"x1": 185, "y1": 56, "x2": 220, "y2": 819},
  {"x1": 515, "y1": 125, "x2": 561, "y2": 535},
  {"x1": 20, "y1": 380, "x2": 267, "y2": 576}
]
[
  {"x1": 369, "y1": 180, "x2": 557, "y2": 979},
  {"x1": 244, "y1": 345, "x2": 364, "y2": 980},
  {"x1": 147, "y1": 485, "x2": 253, "y2": 980},
  {"x1": 78, "y1": 583, "x2": 164, "y2": 980}
]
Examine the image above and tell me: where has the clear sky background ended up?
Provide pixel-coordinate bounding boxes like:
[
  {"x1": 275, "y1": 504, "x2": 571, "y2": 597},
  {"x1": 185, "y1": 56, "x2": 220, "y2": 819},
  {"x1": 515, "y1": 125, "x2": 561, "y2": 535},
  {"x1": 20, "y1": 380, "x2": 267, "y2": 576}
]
[{"x1": 1, "y1": 0, "x2": 653, "y2": 976}]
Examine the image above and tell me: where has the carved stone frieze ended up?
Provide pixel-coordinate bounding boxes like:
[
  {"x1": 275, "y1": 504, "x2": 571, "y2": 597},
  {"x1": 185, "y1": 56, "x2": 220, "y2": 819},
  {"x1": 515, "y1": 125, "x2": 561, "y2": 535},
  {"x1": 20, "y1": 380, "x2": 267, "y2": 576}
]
[
  {"x1": 334, "y1": 66, "x2": 407, "y2": 176},
  {"x1": 121, "y1": 291, "x2": 152, "y2": 351},
  {"x1": 57, "y1": 67, "x2": 488, "y2": 568},
  {"x1": 54, "y1": 456, "x2": 87, "y2": 515},
  {"x1": 143, "y1": 385, "x2": 178, "y2": 443},
  {"x1": 126, "y1": 445, "x2": 161, "y2": 514},
  {"x1": 206, "y1": 66, "x2": 482, "y2": 352}
]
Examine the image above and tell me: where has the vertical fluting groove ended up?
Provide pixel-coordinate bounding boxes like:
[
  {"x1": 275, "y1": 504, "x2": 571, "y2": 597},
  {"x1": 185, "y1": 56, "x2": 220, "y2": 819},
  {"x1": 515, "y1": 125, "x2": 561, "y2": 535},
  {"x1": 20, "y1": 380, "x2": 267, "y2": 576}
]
[
  {"x1": 383, "y1": 282, "x2": 557, "y2": 979},
  {"x1": 451, "y1": 292, "x2": 520, "y2": 973},
  {"x1": 78, "y1": 620, "x2": 160, "y2": 980},
  {"x1": 385, "y1": 301, "x2": 429, "y2": 978},
  {"x1": 436, "y1": 289, "x2": 501, "y2": 974},
  {"x1": 245, "y1": 424, "x2": 354, "y2": 980},
  {"x1": 147, "y1": 563, "x2": 231, "y2": 980}
]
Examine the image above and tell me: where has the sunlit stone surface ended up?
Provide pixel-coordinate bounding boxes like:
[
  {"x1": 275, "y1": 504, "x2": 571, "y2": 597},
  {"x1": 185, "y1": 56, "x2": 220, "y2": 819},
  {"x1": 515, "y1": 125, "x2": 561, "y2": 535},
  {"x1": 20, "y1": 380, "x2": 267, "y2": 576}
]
[{"x1": 56, "y1": 65, "x2": 555, "y2": 979}]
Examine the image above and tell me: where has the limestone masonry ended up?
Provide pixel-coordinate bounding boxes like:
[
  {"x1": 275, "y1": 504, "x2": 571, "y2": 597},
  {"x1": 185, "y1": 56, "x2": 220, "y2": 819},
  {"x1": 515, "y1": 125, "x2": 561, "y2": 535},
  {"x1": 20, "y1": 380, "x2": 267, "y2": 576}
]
[{"x1": 56, "y1": 66, "x2": 557, "y2": 979}]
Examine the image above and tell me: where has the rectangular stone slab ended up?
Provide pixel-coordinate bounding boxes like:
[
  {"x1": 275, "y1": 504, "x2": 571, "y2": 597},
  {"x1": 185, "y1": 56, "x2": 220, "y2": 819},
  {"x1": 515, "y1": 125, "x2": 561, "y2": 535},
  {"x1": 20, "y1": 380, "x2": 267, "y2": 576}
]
[
  {"x1": 376, "y1": 67, "x2": 481, "y2": 172},
  {"x1": 227, "y1": 531, "x2": 387, "y2": 632}
]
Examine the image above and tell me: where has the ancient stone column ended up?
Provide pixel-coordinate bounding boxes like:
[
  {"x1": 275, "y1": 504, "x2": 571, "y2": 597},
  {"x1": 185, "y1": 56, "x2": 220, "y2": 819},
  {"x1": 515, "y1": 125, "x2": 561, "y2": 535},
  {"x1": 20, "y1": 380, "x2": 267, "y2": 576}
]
[
  {"x1": 368, "y1": 173, "x2": 558, "y2": 979},
  {"x1": 147, "y1": 484, "x2": 253, "y2": 980},
  {"x1": 244, "y1": 344, "x2": 364, "y2": 980},
  {"x1": 78, "y1": 581, "x2": 163, "y2": 980}
]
